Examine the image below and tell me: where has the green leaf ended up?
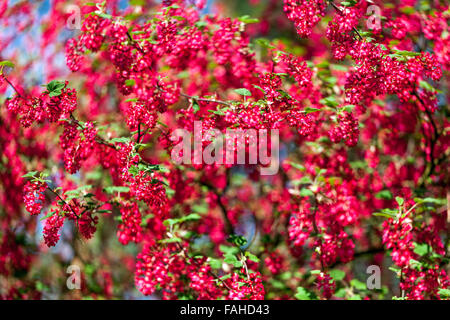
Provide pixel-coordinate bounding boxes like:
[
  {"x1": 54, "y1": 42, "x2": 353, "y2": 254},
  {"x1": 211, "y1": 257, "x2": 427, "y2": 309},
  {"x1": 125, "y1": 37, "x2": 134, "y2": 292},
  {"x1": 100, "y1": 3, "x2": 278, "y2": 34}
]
[
  {"x1": 234, "y1": 88, "x2": 252, "y2": 97},
  {"x1": 329, "y1": 269, "x2": 346, "y2": 281},
  {"x1": 46, "y1": 80, "x2": 65, "y2": 97},
  {"x1": 181, "y1": 213, "x2": 202, "y2": 222},
  {"x1": 191, "y1": 204, "x2": 208, "y2": 214},
  {"x1": 288, "y1": 162, "x2": 306, "y2": 171},
  {"x1": 160, "y1": 237, "x2": 182, "y2": 243},
  {"x1": 65, "y1": 185, "x2": 93, "y2": 196},
  {"x1": 330, "y1": 64, "x2": 348, "y2": 72},
  {"x1": 341, "y1": 0, "x2": 357, "y2": 7},
  {"x1": 40, "y1": 210, "x2": 56, "y2": 221},
  {"x1": 304, "y1": 107, "x2": 321, "y2": 114},
  {"x1": 46, "y1": 80, "x2": 65, "y2": 92},
  {"x1": 110, "y1": 137, "x2": 130, "y2": 144},
  {"x1": 219, "y1": 245, "x2": 239, "y2": 256},
  {"x1": 208, "y1": 258, "x2": 222, "y2": 269},
  {"x1": 171, "y1": 15, "x2": 186, "y2": 21},
  {"x1": 48, "y1": 90, "x2": 62, "y2": 97},
  {"x1": 375, "y1": 43, "x2": 388, "y2": 51},
  {"x1": 254, "y1": 38, "x2": 275, "y2": 49},
  {"x1": 373, "y1": 211, "x2": 396, "y2": 219},
  {"x1": 395, "y1": 196, "x2": 404, "y2": 206},
  {"x1": 320, "y1": 96, "x2": 339, "y2": 108},
  {"x1": 238, "y1": 15, "x2": 259, "y2": 24},
  {"x1": 128, "y1": 165, "x2": 139, "y2": 177},
  {"x1": 94, "y1": 12, "x2": 113, "y2": 20},
  {"x1": 419, "y1": 80, "x2": 436, "y2": 92},
  {"x1": 349, "y1": 160, "x2": 368, "y2": 170},
  {"x1": 341, "y1": 105, "x2": 355, "y2": 113},
  {"x1": 252, "y1": 84, "x2": 266, "y2": 93},
  {"x1": 299, "y1": 176, "x2": 313, "y2": 184},
  {"x1": 22, "y1": 171, "x2": 39, "y2": 178},
  {"x1": 96, "y1": 209, "x2": 111, "y2": 214},
  {"x1": 438, "y1": 288, "x2": 450, "y2": 298},
  {"x1": 295, "y1": 287, "x2": 312, "y2": 300},
  {"x1": 245, "y1": 252, "x2": 260, "y2": 263},
  {"x1": 0, "y1": 60, "x2": 15, "y2": 69},
  {"x1": 163, "y1": 213, "x2": 201, "y2": 227},
  {"x1": 194, "y1": 21, "x2": 207, "y2": 28},
  {"x1": 103, "y1": 186, "x2": 130, "y2": 194},
  {"x1": 413, "y1": 243, "x2": 429, "y2": 256},
  {"x1": 414, "y1": 197, "x2": 446, "y2": 206},
  {"x1": 393, "y1": 49, "x2": 421, "y2": 57},
  {"x1": 207, "y1": 109, "x2": 225, "y2": 116},
  {"x1": 223, "y1": 254, "x2": 238, "y2": 265},
  {"x1": 292, "y1": 176, "x2": 313, "y2": 187},
  {"x1": 299, "y1": 188, "x2": 314, "y2": 197},
  {"x1": 316, "y1": 61, "x2": 329, "y2": 69},
  {"x1": 334, "y1": 288, "x2": 347, "y2": 298},
  {"x1": 375, "y1": 190, "x2": 393, "y2": 200},
  {"x1": 389, "y1": 266, "x2": 401, "y2": 275},
  {"x1": 125, "y1": 79, "x2": 135, "y2": 87},
  {"x1": 350, "y1": 279, "x2": 367, "y2": 291},
  {"x1": 227, "y1": 234, "x2": 248, "y2": 247},
  {"x1": 163, "y1": 218, "x2": 179, "y2": 227},
  {"x1": 400, "y1": 6, "x2": 415, "y2": 14},
  {"x1": 219, "y1": 274, "x2": 232, "y2": 281},
  {"x1": 192, "y1": 101, "x2": 200, "y2": 113},
  {"x1": 140, "y1": 214, "x2": 153, "y2": 227},
  {"x1": 409, "y1": 259, "x2": 422, "y2": 269},
  {"x1": 325, "y1": 76, "x2": 337, "y2": 85}
]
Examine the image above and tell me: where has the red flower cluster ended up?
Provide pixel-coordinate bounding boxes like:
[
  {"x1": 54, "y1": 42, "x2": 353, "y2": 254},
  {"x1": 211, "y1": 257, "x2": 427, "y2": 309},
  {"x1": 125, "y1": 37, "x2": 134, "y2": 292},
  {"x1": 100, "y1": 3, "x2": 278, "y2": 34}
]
[
  {"x1": 329, "y1": 111, "x2": 360, "y2": 147},
  {"x1": 60, "y1": 121, "x2": 98, "y2": 174},
  {"x1": 6, "y1": 81, "x2": 77, "y2": 127},
  {"x1": 283, "y1": 0, "x2": 327, "y2": 37},
  {"x1": 117, "y1": 203, "x2": 142, "y2": 245},
  {"x1": 227, "y1": 271, "x2": 265, "y2": 300},
  {"x1": 23, "y1": 181, "x2": 46, "y2": 216},
  {"x1": 1, "y1": 0, "x2": 448, "y2": 301},
  {"x1": 136, "y1": 243, "x2": 224, "y2": 299},
  {"x1": 316, "y1": 272, "x2": 336, "y2": 299},
  {"x1": 43, "y1": 210, "x2": 64, "y2": 247}
]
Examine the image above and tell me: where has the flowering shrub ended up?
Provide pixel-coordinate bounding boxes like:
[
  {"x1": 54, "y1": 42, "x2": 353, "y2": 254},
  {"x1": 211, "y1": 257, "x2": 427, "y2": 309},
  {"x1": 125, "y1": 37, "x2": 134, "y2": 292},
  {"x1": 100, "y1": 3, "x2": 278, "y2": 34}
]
[{"x1": 0, "y1": 0, "x2": 448, "y2": 300}]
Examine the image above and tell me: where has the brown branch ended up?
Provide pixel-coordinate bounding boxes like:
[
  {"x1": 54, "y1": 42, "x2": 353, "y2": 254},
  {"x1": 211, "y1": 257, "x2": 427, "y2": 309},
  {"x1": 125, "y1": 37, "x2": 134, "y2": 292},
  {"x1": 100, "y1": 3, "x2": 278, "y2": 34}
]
[
  {"x1": 126, "y1": 31, "x2": 145, "y2": 55},
  {"x1": 47, "y1": 187, "x2": 80, "y2": 220},
  {"x1": 3, "y1": 75, "x2": 24, "y2": 98},
  {"x1": 137, "y1": 123, "x2": 142, "y2": 143},
  {"x1": 198, "y1": 171, "x2": 234, "y2": 235},
  {"x1": 413, "y1": 92, "x2": 441, "y2": 186},
  {"x1": 311, "y1": 194, "x2": 325, "y2": 272}
]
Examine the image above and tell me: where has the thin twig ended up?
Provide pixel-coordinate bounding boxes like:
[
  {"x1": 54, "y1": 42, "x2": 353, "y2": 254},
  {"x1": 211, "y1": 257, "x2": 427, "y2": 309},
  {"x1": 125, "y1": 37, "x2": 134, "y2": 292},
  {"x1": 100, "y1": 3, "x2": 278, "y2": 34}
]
[
  {"x1": 180, "y1": 92, "x2": 232, "y2": 107},
  {"x1": 3, "y1": 75, "x2": 24, "y2": 98},
  {"x1": 47, "y1": 187, "x2": 80, "y2": 220}
]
